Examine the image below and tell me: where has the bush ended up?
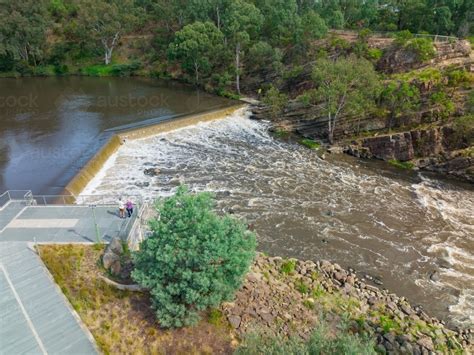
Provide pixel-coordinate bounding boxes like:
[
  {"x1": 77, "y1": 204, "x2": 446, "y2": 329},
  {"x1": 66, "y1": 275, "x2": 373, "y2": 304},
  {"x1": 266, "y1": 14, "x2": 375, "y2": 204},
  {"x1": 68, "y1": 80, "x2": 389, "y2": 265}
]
[
  {"x1": 388, "y1": 159, "x2": 415, "y2": 170},
  {"x1": 405, "y1": 38, "x2": 435, "y2": 61},
  {"x1": 453, "y1": 115, "x2": 474, "y2": 146},
  {"x1": 236, "y1": 322, "x2": 376, "y2": 355},
  {"x1": 299, "y1": 138, "x2": 320, "y2": 149},
  {"x1": 109, "y1": 61, "x2": 142, "y2": 76},
  {"x1": 263, "y1": 85, "x2": 288, "y2": 118},
  {"x1": 132, "y1": 186, "x2": 256, "y2": 328}
]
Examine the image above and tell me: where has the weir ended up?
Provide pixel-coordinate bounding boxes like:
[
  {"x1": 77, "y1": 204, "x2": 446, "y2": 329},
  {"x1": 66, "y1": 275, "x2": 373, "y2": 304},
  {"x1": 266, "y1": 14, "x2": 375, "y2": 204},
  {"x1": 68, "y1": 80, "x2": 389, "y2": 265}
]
[{"x1": 64, "y1": 104, "x2": 244, "y2": 197}]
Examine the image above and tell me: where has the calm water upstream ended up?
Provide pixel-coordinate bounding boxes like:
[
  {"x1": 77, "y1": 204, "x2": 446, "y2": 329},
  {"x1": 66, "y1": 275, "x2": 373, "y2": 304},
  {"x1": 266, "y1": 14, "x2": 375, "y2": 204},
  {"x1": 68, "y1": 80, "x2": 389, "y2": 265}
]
[
  {"x1": 82, "y1": 108, "x2": 474, "y2": 328},
  {"x1": 0, "y1": 77, "x2": 234, "y2": 194}
]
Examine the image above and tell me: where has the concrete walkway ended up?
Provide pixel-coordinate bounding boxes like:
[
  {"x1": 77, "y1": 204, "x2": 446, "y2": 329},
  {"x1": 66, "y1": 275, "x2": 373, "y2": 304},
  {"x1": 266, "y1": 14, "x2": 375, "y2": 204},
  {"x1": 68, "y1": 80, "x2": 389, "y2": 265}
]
[{"x1": 0, "y1": 200, "x2": 137, "y2": 354}]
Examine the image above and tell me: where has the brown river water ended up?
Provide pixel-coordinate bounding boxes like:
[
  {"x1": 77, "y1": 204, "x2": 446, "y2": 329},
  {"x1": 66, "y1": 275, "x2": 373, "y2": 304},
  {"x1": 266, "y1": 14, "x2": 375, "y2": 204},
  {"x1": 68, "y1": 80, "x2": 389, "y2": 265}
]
[
  {"x1": 81, "y1": 108, "x2": 474, "y2": 329},
  {"x1": 1, "y1": 78, "x2": 472, "y2": 328},
  {"x1": 0, "y1": 77, "x2": 233, "y2": 194}
]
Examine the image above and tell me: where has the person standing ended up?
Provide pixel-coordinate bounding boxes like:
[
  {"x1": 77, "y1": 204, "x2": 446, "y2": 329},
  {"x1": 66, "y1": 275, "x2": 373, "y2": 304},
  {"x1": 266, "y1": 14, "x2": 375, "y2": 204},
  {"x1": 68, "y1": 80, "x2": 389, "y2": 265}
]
[
  {"x1": 118, "y1": 198, "x2": 125, "y2": 218},
  {"x1": 126, "y1": 199, "x2": 134, "y2": 218}
]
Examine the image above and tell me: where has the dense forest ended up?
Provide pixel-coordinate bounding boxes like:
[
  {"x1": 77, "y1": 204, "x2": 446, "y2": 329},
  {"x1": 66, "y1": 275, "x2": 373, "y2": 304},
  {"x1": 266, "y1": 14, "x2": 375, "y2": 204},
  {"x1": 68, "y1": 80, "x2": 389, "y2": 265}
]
[
  {"x1": 0, "y1": 0, "x2": 472, "y2": 93},
  {"x1": 1, "y1": 0, "x2": 472, "y2": 155}
]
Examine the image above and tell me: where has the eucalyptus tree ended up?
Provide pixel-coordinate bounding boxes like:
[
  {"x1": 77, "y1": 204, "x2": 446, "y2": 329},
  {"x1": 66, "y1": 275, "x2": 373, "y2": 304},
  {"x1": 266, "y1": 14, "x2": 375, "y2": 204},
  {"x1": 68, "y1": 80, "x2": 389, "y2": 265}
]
[
  {"x1": 168, "y1": 21, "x2": 224, "y2": 84},
  {"x1": 301, "y1": 56, "x2": 381, "y2": 143},
  {"x1": 0, "y1": 0, "x2": 49, "y2": 66},
  {"x1": 221, "y1": 0, "x2": 263, "y2": 94},
  {"x1": 74, "y1": 0, "x2": 137, "y2": 65}
]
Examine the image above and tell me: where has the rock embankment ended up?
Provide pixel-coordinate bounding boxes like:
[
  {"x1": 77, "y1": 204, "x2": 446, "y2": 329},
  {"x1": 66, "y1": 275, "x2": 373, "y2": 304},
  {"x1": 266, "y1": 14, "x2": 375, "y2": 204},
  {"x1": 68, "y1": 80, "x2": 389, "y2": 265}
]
[
  {"x1": 343, "y1": 127, "x2": 473, "y2": 182},
  {"x1": 222, "y1": 254, "x2": 473, "y2": 354}
]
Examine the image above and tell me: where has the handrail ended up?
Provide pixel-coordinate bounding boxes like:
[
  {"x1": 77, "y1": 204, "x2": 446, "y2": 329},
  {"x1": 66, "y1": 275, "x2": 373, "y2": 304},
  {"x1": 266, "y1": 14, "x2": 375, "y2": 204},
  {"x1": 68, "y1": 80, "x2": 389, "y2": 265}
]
[
  {"x1": 328, "y1": 29, "x2": 458, "y2": 42},
  {"x1": 0, "y1": 190, "x2": 143, "y2": 207}
]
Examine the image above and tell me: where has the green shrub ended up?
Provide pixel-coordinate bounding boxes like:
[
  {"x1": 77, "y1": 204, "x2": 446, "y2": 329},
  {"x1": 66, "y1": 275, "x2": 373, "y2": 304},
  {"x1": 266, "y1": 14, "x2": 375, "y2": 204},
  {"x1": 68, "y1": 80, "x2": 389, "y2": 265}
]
[
  {"x1": 280, "y1": 259, "x2": 296, "y2": 274},
  {"x1": 394, "y1": 30, "x2": 414, "y2": 46},
  {"x1": 109, "y1": 61, "x2": 142, "y2": 76},
  {"x1": 299, "y1": 138, "x2": 321, "y2": 149},
  {"x1": 132, "y1": 186, "x2": 256, "y2": 328},
  {"x1": 236, "y1": 322, "x2": 376, "y2": 355},
  {"x1": 263, "y1": 85, "x2": 288, "y2": 118},
  {"x1": 388, "y1": 160, "x2": 415, "y2": 170},
  {"x1": 367, "y1": 48, "x2": 383, "y2": 61},
  {"x1": 453, "y1": 115, "x2": 474, "y2": 146},
  {"x1": 295, "y1": 280, "x2": 310, "y2": 294},
  {"x1": 467, "y1": 91, "x2": 474, "y2": 114},
  {"x1": 405, "y1": 38, "x2": 435, "y2": 61},
  {"x1": 429, "y1": 91, "x2": 455, "y2": 119}
]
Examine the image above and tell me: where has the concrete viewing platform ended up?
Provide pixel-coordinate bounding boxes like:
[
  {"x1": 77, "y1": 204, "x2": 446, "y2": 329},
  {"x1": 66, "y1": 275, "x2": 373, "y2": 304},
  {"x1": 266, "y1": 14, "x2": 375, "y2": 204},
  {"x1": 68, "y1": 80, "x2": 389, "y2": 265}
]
[{"x1": 0, "y1": 192, "x2": 141, "y2": 354}]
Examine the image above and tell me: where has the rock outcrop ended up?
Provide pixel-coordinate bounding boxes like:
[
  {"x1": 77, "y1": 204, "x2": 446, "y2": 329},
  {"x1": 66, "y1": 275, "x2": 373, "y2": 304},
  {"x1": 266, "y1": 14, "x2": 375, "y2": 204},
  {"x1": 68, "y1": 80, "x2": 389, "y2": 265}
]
[
  {"x1": 102, "y1": 237, "x2": 124, "y2": 275},
  {"x1": 223, "y1": 254, "x2": 473, "y2": 353}
]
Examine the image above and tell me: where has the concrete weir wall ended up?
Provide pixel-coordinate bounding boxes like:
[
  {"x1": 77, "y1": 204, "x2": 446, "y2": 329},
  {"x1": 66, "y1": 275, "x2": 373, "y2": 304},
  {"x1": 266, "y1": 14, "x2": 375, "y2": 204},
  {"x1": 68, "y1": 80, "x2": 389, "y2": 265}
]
[{"x1": 65, "y1": 104, "x2": 244, "y2": 197}]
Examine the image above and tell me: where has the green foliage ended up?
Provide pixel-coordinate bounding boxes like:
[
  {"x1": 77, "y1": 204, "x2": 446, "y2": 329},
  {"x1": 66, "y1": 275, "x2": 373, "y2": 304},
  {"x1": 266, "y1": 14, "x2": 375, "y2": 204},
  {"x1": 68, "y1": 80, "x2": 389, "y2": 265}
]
[
  {"x1": 388, "y1": 160, "x2": 415, "y2": 170},
  {"x1": 453, "y1": 115, "x2": 474, "y2": 146},
  {"x1": 446, "y1": 68, "x2": 473, "y2": 87},
  {"x1": 305, "y1": 56, "x2": 381, "y2": 143},
  {"x1": 168, "y1": 21, "x2": 224, "y2": 84},
  {"x1": 405, "y1": 38, "x2": 435, "y2": 61},
  {"x1": 299, "y1": 139, "x2": 320, "y2": 150},
  {"x1": 394, "y1": 30, "x2": 414, "y2": 46},
  {"x1": 381, "y1": 79, "x2": 420, "y2": 129},
  {"x1": 467, "y1": 91, "x2": 474, "y2": 114},
  {"x1": 429, "y1": 91, "x2": 455, "y2": 119},
  {"x1": 367, "y1": 48, "x2": 382, "y2": 61},
  {"x1": 280, "y1": 259, "x2": 296, "y2": 274},
  {"x1": 262, "y1": 85, "x2": 288, "y2": 118},
  {"x1": 294, "y1": 280, "x2": 310, "y2": 294},
  {"x1": 72, "y1": 0, "x2": 138, "y2": 65},
  {"x1": 379, "y1": 315, "x2": 401, "y2": 333},
  {"x1": 0, "y1": 0, "x2": 49, "y2": 65},
  {"x1": 132, "y1": 186, "x2": 256, "y2": 328},
  {"x1": 236, "y1": 322, "x2": 376, "y2": 355},
  {"x1": 273, "y1": 128, "x2": 290, "y2": 138}
]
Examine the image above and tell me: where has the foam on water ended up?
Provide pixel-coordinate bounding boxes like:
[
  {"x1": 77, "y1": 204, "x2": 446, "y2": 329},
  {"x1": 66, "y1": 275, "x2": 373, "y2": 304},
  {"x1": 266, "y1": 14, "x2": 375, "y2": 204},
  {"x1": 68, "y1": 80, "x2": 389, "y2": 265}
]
[{"x1": 81, "y1": 108, "x2": 474, "y2": 327}]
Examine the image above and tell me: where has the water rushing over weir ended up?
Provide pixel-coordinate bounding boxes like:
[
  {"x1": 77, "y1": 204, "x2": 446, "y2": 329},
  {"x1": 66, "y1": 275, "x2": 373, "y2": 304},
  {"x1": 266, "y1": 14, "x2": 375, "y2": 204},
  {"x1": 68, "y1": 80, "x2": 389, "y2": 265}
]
[{"x1": 82, "y1": 108, "x2": 474, "y2": 327}]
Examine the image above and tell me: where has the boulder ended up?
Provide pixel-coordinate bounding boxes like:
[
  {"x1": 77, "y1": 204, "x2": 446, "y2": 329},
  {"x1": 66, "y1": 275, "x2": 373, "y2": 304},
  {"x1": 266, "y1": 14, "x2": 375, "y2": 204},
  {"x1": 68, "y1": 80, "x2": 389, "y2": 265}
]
[
  {"x1": 106, "y1": 237, "x2": 123, "y2": 255},
  {"x1": 103, "y1": 251, "x2": 121, "y2": 275},
  {"x1": 228, "y1": 315, "x2": 241, "y2": 329},
  {"x1": 103, "y1": 251, "x2": 119, "y2": 269},
  {"x1": 144, "y1": 168, "x2": 160, "y2": 177}
]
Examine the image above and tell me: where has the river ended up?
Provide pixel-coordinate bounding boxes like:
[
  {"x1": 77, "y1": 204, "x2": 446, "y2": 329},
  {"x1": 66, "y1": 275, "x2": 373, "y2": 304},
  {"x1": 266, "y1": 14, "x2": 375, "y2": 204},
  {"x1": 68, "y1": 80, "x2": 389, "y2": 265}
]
[
  {"x1": 0, "y1": 77, "x2": 233, "y2": 194},
  {"x1": 82, "y1": 108, "x2": 474, "y2": 328}
]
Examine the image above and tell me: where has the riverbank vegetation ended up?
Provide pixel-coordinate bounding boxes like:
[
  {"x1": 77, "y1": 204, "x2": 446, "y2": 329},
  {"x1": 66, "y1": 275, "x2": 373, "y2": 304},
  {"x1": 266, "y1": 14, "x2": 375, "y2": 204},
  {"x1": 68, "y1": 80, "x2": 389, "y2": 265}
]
[
  {"x1": 1, "y1": 1, "x2": 472, "y2": 94},
  {"x1": 38, "y1": 189, "x2": 470, "y2": 353}
]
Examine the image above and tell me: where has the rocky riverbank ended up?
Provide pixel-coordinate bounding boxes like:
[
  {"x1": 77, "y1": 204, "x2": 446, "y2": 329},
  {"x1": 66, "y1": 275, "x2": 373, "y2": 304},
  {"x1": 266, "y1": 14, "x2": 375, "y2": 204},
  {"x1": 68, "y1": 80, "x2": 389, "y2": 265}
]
[{"x1": 222, "y1": 253, "x2": 473, "y2": 354}]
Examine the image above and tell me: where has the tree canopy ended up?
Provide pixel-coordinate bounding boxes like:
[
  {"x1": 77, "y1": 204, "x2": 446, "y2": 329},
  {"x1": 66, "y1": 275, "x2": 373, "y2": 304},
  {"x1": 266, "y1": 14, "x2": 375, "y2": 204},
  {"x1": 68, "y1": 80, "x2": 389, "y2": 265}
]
[{"x1": 132, "y1": 186, "x2": 256, "y2": 327}]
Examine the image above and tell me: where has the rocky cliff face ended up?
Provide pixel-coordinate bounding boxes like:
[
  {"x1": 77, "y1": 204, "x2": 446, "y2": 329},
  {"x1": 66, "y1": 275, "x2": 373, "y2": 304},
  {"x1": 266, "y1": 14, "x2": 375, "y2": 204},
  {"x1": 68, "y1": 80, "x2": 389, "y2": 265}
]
[
  {"x1": 344, "y1": 126, "x2": 473, "y2": 182},
  {"x1": 377, "y1": 39, "x2": 472, "y2": 73}
]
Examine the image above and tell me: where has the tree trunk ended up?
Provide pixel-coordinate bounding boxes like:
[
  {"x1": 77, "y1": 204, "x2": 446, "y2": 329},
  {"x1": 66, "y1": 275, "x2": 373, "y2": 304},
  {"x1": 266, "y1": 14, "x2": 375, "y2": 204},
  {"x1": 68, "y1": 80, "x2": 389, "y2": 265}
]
[
  {"x1": 216, "y1": 5, "x2": 221, "y2": 30},
  {"x1": 102, "y1": 32, "x2": 120, "y2": 65},
  {"x1": 235, "y1": 42, "x2": 241, "y2": 95},
  {"x1": 328, "y1": 113, "x2": 334, "y2": 144},
  {"x1": 194, "y1": 61, "x2": 200, "y2": 84}
]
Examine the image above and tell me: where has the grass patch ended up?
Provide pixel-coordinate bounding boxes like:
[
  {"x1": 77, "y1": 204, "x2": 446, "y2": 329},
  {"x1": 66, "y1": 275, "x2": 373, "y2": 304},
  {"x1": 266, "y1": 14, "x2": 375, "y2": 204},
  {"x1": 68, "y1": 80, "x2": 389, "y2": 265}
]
[
  {"x1": 236, "y1": 321, "x2": 376, "y2": 354},
  {"x1": 39, "y1": 244, "x2": 232, "y2": 354},
  {"x1": 273, "y1": 128, "x2": 291, "y2": 138},
  {"x1": 280, "y1": 259, "x2": 296, "y2": 274},
  {"x1": 388, "y1": 159, "x2": 415, "y2": 170},
  {"x1": 80, "y1": 64, "x2": 115, "y2": 76},
  {"x1": 299, "y1": 138, "x2": 321, "y2": 149},
  {"x1": 295, "y1": 280, "x2": 310, "y2": 294}
]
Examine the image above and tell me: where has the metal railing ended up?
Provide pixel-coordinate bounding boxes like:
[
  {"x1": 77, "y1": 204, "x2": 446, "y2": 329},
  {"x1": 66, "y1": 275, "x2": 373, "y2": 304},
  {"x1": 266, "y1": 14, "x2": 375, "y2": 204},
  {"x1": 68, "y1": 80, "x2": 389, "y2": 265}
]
[
  {"x1": 127, "y1": 201, "x2": 153, "y2": 250},
  {"x1": 328, "y1": 29, "x2": 459, "y2": 43},
  {"x1": 0, "y1": 190, "x2": 144, "y2": 207},
  {"x1": 0, "y1": 190, "x2": 34, "y2": 209}
]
